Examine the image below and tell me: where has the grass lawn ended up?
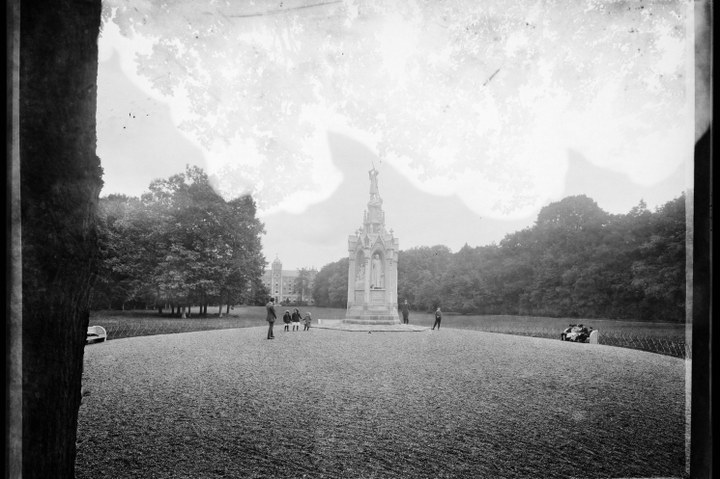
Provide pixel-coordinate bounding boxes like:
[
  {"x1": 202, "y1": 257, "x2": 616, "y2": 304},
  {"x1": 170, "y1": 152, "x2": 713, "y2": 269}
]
[
  {"x1": 91, "y1": 307, "x2": 688, "y2": 357},
  {"x1": 76, "y1": 326, "x2": 687, "y2": 478},
  {"x1": 91, "y1": 307, "x2": 686, "y2": 339}
]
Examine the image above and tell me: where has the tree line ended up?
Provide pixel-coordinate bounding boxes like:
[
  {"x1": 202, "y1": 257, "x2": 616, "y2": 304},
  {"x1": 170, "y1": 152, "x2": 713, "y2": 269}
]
[
  {"x1": 91, "y1": 166, "x2": 267, "y2": 316},
  {"x1": 312, "y1": 194, "x2": 686, "y2": 322}
]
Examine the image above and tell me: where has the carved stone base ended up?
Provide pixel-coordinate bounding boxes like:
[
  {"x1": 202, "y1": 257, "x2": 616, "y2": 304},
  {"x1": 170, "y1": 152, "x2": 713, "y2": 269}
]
[{"x1": 344, "y1": 309, "x2": 401, "y2": 325}]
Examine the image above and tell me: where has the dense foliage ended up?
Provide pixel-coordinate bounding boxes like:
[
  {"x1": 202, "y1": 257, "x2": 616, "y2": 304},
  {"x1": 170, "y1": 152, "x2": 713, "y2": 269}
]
[
  {"x1": 313, "y1": 194, "x2": 686, "y2": 322},
  {"x1": 91, "y1": 166, "x2": 266, "y2": 315},
  {"x1": 310, "y1": 258, "x2": 349, "y2": 308}
]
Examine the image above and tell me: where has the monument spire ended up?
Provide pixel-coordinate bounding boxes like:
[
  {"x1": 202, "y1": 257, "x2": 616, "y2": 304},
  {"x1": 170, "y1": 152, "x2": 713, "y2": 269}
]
[
  {"x1": 364, "y1": 166, "x2": 385, "y2": 234},
  {"x1": 344, "y1": 165, "x2": 400, "y2": 325}
]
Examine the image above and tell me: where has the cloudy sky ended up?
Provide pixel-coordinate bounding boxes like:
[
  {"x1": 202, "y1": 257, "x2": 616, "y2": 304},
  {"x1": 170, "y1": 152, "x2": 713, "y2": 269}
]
[{"x1": 97, "y1": 0, "x2": 698, "y2": 270}]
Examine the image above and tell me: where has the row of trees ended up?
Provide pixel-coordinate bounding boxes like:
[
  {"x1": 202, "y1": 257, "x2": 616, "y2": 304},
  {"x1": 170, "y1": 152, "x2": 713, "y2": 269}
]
[
  {"x1": 91, "y1": 166, "x2": 267, "y2": 315},
  {"x1": 312, "y1": 194, "x2": 686, "y2": 322},
  {"x1": 94, "y1": 179, "x2": 685, "y2": 322}
]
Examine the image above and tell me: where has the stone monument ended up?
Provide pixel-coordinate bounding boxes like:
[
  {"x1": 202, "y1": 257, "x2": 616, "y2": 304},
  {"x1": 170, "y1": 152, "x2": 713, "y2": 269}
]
[{"x1": 344, "y1": 167, "x2": 401, "y2": 325}]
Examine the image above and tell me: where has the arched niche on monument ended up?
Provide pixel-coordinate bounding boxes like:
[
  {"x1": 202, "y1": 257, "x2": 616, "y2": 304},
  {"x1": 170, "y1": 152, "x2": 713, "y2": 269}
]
[
  {"x1": 370, "y1": 250, "x2": 385, "y2": 290},
  {"x1": 355, "y1": 250, "x2": 366, "y2": 288}
]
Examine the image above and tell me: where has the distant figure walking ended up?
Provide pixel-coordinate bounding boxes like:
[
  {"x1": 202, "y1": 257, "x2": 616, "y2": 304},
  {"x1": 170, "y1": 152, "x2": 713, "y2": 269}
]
[
  {"x1": 291, "y1": 308, "x2": 302, "y2": 331},
  {"x1": 266, "y1": 298, "x2": 277, "y2": 339},
  {"x1": 432, "y1": 307, "x2": 442, "y2": 330},
  {"x1": 303, "y1": 312, "x2": 312, "y2": 331},
  {"x1": 282, "y1": 310, "x2": 292, "y2": 332},
  {"x1": 401, "y1": 300, "x2": 410, "y2": 324}
]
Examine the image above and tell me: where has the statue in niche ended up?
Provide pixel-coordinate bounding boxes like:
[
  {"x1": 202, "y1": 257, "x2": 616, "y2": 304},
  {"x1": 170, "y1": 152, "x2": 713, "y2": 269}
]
[
  {"x1": 371, "y1": 253, "x2": 384, "y2": 288},
  {"x1": 355, "y1": 260, "x2": 365, "y2": 285}
]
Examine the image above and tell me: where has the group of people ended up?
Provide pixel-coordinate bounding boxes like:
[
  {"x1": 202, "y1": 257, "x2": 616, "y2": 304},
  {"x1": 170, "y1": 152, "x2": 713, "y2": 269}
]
[
  {"x1": 282, "y1": 308, "x2": 309, "y2": 332},
  {"x1": 266, "y1": 297, "x2": 443, "y2": 338},
  {"x1": 401, "y1": 300, "x2": 442, "y2": 330},
  {"x1": 265, "y1": 298, "x2": 311, "y2": 339}
]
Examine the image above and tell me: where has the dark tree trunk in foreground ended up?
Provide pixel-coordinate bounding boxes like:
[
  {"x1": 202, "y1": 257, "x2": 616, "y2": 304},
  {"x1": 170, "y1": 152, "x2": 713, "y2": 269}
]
[{"x1": 19, "y1": 0, "x2": 103, "y2": 477}]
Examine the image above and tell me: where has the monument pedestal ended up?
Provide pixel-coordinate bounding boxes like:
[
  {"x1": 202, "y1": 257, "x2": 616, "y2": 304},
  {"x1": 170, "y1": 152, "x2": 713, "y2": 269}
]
[
  {"x1": 343, "y1": 317, "x2": 401, "y2": 324},
  {"x1": 315, "y1": 319, "x2": 429, "y2": 332},
  {"x1": 344, "y1": 313, "x2": 401, "y2": 325},
  {"x1": 345, "y1": 287, "x2": 400, "y2": 324}
]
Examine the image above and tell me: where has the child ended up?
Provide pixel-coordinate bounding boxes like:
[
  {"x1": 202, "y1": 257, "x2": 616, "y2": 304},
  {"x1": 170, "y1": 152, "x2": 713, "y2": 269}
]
[
  {"x1": 291, "y1": 308, "x2": 302, "y2": 331},
  {"x1": 282, "y1": 310, "x2": 291, "y2": 332},
  {"x1": 303, "y1": 312, "x2": 312, "y2": 331}
]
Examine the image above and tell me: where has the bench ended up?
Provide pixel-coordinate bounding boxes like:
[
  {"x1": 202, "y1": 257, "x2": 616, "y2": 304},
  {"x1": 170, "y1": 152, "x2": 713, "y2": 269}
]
[{"x1": 86, "y1": 325, "x2": 107, "y2": 344}]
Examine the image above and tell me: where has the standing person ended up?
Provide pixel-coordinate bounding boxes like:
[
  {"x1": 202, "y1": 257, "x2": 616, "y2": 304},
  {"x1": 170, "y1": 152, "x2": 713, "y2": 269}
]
[
  {"x1": 282, "y1": 310, "x2": 292, "y2": 332},
  {"x1": 291, "y1": 308, "x2": 302, "y2": 331},
  {"x1": 401, "y1": 300, "x2": 410, "y2": 324},
  {"x1": 303, "y1": 312, "x2": 312, "y2": 331},
  {"x1": 266, "y1": 297, "x2": 277, "y2": 339},
  {"x1": 432, "y1": 307, "x2": 442, "y2": 330}
]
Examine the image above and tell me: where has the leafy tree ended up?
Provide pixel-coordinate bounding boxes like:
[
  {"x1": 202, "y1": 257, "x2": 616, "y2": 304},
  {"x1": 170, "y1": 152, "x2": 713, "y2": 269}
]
[
  {"x1": 294, "y1": 268, "x2": 315, "y2": 304},
  {"x1": 248, "y1": 279, "x2": 271, "y2": 306},
  {"x1": 93, "y1": 166, "x2": 266, "y2": 315},
  {"x1": 440, "y1": 244, "x2": 483, "y2": 313},
  {"x1": 630, "y1": 195, "x2": 686, "y2": 321},
  {"x1": 393, "y1": 194, "x2": 684, "y2": 321},
  {"x1": 219, "y1": 195, "x2": 266, "y2": 312},
  {"x1": 528, "y1": 195, "x2": 610, "y2": 316},
  {"x1": 495, "y1": 228, "x2": 536, "y2": 315},
  {"x1": 397, "y1": 245, "x2": 452, "y2": 311},
  {"x1": 92, "y1": 194, "x2": 158, "y2": 309},
  {"x1": 311, "y1": 258, "x2": 349, "y2": 308}
]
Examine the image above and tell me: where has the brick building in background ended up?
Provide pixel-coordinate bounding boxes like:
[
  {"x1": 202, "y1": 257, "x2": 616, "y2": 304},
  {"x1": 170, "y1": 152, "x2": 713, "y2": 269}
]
[{"x1": 262, "y1": 256, "x2": 317, "y2": 305}]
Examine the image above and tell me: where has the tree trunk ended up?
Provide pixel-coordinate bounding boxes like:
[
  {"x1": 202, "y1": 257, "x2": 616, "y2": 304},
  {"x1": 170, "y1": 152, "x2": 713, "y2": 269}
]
[
  {"x1": 226, "y1": 303, "x2": 231, "y2": 314},
  {"x1": 204, "y1": 303, "x2": 208, "y2": 315},
  {"x1": 16, "y1": 1, "x2": 103, "y2": 477}
]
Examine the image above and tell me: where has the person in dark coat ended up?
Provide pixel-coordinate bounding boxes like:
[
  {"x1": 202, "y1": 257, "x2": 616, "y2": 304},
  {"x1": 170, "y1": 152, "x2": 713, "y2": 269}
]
[
  {"x1": 282, "y1": 310, "x2": 292, "y2": 332},
  {"x1": 266, "y1": 298, "x2": 277, "y2": 339},
  {"x1": 401, "y1": 300, "x2": 410, "y2": 324},
  {"x1": 431, "y1": 307, "x2": 442, "y2": 330},
  {"x1": 291, "y1": 308, "x2": 302, "y2": 331}
]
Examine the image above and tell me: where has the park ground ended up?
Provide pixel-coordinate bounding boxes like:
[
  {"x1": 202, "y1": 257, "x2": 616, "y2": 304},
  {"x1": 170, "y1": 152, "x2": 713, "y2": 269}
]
[
  {"x1": 89, "y1": 306, "x2": 689, "y2": 357},
  {"x1": 76, "y1": 323, "x2": 688, "y2": 478}
]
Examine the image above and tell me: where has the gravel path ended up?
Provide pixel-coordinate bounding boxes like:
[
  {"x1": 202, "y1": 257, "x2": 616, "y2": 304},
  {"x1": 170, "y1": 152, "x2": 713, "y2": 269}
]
[{"x1": 76, "y1": 327, "x2": 687, "y2": 479}]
